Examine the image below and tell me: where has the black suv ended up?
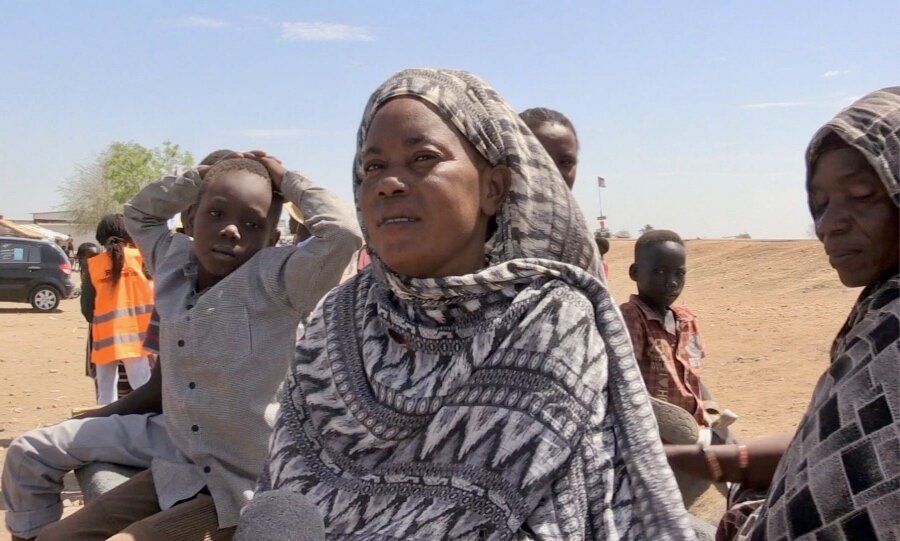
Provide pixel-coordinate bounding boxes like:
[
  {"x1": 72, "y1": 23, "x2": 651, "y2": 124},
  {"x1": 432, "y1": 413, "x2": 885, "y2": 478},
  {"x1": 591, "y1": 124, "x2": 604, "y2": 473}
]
[{"x1": 0, "y1": 236, "x2": 77, "y2": 311}]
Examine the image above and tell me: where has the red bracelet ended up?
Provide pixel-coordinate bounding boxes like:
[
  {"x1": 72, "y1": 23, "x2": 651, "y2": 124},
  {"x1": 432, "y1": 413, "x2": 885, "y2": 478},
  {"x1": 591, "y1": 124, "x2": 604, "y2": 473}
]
[{"x1": 702, "y1": 445, "x2": 724, "y2": 482}]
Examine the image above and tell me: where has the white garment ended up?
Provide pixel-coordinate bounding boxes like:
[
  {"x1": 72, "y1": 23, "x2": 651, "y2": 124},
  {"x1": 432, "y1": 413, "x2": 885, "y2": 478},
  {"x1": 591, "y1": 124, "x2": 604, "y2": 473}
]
[{"x1": 94, "y1": 357, "x2": 152, "y2": 405}]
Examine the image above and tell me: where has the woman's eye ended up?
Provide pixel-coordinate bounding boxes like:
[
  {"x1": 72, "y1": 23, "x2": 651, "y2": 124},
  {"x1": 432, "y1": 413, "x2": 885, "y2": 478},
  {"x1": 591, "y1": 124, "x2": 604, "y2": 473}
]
[
  {"x1": 246, "y1": 221, "x2": 261, "y2": 230},
  {"x1": 209, "y1": 210, "x2": 222, "y2": 218},
  {"x1": 363, "y1": 162, "x2": 383, "y2": 173},
  {"x1": 414, "y1": 153, "x2": 437, "y2": 162}
]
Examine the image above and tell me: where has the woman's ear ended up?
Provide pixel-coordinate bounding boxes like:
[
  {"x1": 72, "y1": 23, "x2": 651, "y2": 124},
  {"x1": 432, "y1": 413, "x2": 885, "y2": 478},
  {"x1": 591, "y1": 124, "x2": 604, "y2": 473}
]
[{"x1": 481, "y1": 165, "x2": 511, "y2": 216}]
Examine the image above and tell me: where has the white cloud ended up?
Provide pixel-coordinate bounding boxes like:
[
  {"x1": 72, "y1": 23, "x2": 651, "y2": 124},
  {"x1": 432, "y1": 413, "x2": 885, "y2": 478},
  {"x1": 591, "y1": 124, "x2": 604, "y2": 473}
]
[
  {"x1": 172, "y1": 16, "x2": 229, "y2": 29},
  {"x1": 822, "y1": 69, "x2": 849, "y2": 78},
  {"x1": 739, "y1": 101, "x2": 811, "y2": 110},
  {"x1": 281, "y1": 21, "x2": 374, "y2": 42},
  {"x1": 229, "y1": 128, "x2": 308, "y2": 138}
]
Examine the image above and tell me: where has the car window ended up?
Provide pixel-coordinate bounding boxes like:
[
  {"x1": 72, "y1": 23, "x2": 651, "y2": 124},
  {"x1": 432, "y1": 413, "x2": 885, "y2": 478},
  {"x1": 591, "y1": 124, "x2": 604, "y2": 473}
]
[
  {"x1": 41, "y1": 244, "x2": 66, "y2": 263},
  {"x1": 0, "y1": 241, "x2": 40, "y2": 263}
]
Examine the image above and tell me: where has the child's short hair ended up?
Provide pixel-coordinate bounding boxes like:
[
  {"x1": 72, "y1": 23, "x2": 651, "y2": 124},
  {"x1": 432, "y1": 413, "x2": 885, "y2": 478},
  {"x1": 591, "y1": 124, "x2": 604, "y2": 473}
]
[
  {"x1": 594, "y1": 234, "x2": 610, "y2": 256},
  {"x1": 199, "y1": 149, "x2": 235, "y2": 166},
  {"x1": 200, "y1": 158, "x2": 284, "y2": 228},
  {"x1": 519, "y1": 107, "x2": 578, "y2": 141},
  {"x1": 76, "y1": 242, "x2": 99, "y2": 260},
  {"x1": 634, "y1": 229, "x2": 684, "y2": 258}
]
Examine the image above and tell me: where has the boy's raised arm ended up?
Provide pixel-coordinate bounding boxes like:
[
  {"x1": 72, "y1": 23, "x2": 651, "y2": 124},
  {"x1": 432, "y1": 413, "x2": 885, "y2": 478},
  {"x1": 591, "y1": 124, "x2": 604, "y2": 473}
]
[
  {"x1": 123, "y1": 171, "x2": 201, "y2": 274},
  {"x1": 279, "y1": 170, "x2": 362, "y2": 316}
]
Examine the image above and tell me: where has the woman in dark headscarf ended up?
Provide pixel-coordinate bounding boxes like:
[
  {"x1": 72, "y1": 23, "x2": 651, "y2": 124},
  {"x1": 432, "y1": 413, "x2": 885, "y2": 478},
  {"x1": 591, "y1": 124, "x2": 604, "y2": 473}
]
[
  {"x1": 696, "y1": 87, "x2": 900, "y2": 540},
  {"x1": 250, "y1": 69, "x2": 693, "y2": 540}
]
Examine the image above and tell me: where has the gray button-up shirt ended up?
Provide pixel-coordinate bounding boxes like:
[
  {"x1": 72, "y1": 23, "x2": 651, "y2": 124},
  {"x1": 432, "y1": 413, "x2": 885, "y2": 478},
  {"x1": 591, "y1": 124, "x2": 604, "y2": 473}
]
[{"x1": 124, "y1": 170, "x2": 362, "y2": 527}]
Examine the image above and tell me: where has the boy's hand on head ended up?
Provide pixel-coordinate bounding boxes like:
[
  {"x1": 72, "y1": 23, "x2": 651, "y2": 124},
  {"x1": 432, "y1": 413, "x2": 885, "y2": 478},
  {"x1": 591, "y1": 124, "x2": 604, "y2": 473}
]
[{"x1": 242, "y1": 150, "x2": 287, "y2": 191}]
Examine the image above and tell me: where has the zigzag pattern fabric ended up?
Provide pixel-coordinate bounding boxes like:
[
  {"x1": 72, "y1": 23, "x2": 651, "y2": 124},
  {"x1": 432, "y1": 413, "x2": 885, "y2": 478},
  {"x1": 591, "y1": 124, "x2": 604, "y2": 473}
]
[{"x1": 256, "y1": 69, "x2": 693, "y2": 540}]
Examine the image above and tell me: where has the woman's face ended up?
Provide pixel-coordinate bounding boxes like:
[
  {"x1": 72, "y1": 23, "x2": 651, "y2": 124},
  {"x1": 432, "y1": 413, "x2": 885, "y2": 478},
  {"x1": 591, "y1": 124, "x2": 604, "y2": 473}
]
[
  {"x1": 358, "y1": 97, "x2": 508, "y2": 278},
  {"x1": 810, "y1": 146, "x2": 899, "y2": 287}
]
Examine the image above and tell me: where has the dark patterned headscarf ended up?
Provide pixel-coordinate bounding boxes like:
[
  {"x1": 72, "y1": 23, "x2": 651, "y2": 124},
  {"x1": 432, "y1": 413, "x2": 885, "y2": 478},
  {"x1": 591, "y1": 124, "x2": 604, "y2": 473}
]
[
  {"x1": 806, "y1": 86, "x2": 900, "y2": 210},
  {"x1": 257, "y1": 69, "x2": 693, "y2": 540}
]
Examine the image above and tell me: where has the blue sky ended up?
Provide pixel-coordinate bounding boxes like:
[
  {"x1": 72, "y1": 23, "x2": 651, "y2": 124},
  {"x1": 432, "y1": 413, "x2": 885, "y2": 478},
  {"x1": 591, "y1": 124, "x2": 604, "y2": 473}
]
[{"x1": 1, "y1": 1, "x2": 898, "y2": 238}]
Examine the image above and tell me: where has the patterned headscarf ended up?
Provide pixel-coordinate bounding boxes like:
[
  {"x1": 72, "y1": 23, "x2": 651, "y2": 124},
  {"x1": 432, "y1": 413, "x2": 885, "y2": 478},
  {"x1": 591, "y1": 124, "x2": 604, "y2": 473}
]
[
  {"x1": 257, "y1": 69, "x2": 693, "y2": 540},
  {"x1": 806, "y1": 86, "x2": 900, "y2": 209}
]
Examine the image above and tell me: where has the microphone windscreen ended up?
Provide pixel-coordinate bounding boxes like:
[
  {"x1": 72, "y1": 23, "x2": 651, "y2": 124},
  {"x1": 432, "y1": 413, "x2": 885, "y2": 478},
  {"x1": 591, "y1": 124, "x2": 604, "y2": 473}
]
[{"x1": 234, "y1": 489, "x2": 326, "y2": 541}]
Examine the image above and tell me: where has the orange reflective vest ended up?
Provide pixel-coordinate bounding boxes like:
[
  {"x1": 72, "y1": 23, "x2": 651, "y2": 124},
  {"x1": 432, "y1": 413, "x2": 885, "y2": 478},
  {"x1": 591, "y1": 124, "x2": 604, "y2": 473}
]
[{"x1": 88, "y1": 246, "x2": 154, "y2": 364}]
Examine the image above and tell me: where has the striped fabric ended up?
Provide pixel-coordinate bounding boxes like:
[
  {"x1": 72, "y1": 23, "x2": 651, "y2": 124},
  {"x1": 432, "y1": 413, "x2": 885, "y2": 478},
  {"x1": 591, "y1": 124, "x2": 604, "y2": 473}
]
[
  {"x1": 256, "y1": 69, "x2": 694, "y2": 540},
  {"x1": 93, "y1": 303, "x2": 155, "y2": 324}
]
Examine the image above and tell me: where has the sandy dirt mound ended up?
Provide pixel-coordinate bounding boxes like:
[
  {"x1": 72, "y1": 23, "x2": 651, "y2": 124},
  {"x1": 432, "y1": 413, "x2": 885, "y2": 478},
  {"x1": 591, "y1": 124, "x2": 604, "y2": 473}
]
[{"x1": 0, "y1": 240, "x2": 855, "y2": 537}]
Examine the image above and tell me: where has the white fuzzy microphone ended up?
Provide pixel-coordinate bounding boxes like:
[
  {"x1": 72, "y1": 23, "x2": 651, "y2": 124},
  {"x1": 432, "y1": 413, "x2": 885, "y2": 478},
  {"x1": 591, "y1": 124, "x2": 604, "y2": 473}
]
[{"x1": 234, "y1": 489, "x2": 326, "y2": 541}]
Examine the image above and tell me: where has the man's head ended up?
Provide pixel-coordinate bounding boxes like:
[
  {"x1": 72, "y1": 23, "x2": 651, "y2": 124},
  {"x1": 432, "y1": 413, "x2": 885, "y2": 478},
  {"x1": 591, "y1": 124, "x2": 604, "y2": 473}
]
[
  {"x1": 629, "y1": 229, "x2": 686, "y2": 310},
  {"x1": 192, "y1": 158, "x2": 282, "y2": 288},
  {"x1": 594, "y1": 234, "x2": 610, "y2": 257},
  {"x1": 519, "y1": 107, "x2": 579, "y2": 188},
  {"x1": 76, "y1": 242, "x2": 100, "y2": 261}
]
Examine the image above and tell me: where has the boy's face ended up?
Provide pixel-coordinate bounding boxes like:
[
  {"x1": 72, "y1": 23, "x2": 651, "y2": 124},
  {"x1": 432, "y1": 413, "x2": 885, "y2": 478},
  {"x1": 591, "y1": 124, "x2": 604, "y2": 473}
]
[
  {"x1": 192, "y1": 170, "x2": 279, "y2": 285},
  {"x1": 631, "y1": 241, "x2": 686, "y2": 308}
]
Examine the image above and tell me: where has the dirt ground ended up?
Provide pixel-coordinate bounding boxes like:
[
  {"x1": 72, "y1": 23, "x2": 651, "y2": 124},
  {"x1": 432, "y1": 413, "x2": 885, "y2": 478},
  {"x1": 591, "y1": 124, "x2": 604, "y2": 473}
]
[{"x1": 0, "y1": 239, "x2": 858, "y2": 538}]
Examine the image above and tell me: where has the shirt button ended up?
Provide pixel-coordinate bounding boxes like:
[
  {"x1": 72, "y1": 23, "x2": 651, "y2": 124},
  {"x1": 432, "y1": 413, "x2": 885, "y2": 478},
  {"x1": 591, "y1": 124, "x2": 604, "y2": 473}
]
[
  {"x1": 191, "y1": 424, "x2": 199, "y2": 432},
  {"x1": 177, "y1": 339, "x2": 185, "y2": 347},
  {"x1": 188, "y1": 382, "x2": 196, "y2": 389},
  {"x1": 203, "y1": 466, "x2": 211, "y2": 473}
]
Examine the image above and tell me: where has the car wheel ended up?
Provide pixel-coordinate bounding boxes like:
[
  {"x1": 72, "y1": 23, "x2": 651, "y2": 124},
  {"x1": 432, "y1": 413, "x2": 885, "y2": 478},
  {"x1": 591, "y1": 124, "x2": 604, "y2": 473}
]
[{"x1": 31, "y1": 285, "x2": 60, "y2": 311}]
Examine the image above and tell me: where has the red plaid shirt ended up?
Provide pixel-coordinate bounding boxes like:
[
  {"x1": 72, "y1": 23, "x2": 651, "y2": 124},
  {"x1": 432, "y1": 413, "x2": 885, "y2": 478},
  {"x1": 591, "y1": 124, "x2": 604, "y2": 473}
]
[{"x1": 619, "y1": 295, "x2": 706, "y2": 426}]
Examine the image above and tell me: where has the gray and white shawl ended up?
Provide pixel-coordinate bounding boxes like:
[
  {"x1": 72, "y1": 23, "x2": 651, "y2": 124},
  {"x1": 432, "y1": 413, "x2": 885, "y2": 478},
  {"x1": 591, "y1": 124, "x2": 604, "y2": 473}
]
[
  {"x1": 256, "y1": 69, "x2": 693, "y2": 540},
  {"x1": 722, "y1": 87, "x2": 900, "y2": 540}
]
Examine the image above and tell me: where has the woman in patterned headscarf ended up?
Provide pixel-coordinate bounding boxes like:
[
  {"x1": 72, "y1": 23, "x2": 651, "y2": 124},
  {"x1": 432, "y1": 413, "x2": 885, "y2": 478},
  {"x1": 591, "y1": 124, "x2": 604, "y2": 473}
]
[
  {"x1": 249, "y1": 69, "x2": 694, "y2": 540},
  {"x1": 705, "y1": 87, "x2": 900, "y2": 540}
]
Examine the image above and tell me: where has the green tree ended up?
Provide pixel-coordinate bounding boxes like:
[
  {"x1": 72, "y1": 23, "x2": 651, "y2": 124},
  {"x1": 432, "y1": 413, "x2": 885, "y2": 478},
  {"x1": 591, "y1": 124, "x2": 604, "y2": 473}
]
[
  {"x1": 639, "y1": 224, "x2": 654, "y2": 235},
  {"x1": 60, "y1": 141, "x2": 194, "y2": 231}
]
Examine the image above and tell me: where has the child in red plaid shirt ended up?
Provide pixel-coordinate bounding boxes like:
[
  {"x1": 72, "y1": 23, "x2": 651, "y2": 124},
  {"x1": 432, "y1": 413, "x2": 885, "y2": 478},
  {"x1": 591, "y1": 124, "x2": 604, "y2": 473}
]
[{"x1": 619, "y1": 230, "x2": 735, "y2": 445}]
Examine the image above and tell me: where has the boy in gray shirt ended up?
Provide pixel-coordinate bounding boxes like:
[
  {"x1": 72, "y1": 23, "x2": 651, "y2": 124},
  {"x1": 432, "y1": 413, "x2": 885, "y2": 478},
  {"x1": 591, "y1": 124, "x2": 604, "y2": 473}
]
[{"x1": 4, "y1": 152, "x2": 361, "y2": 540}]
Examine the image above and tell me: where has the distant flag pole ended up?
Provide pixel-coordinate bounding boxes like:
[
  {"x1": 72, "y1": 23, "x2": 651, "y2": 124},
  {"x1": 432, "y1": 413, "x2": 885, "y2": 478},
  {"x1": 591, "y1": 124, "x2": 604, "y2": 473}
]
[{"x1": 597, "y1": 176, "x2": 608, "y2": 235}]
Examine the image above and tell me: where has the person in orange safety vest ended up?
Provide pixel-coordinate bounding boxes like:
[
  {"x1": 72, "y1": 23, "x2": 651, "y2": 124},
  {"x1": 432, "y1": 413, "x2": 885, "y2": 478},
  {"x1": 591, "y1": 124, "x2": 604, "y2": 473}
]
[{"x1": 82, "y1": 213, "x2": 154, "y2": 405}]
